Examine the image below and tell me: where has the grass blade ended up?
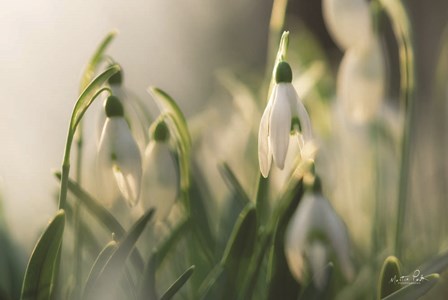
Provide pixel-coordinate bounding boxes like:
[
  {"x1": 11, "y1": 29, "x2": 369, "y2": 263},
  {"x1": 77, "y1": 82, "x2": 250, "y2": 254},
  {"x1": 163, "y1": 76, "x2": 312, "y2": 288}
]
[
  {"x1": 219, "y1": 163, "x2": 250, "y2": 205},
  {"x1": 80, "y1": 31, "x2": 117, "y2": 91},
  {"x1": 83, "y1": 241, "x2": 117, "y2": 296},
  {"x1": 266, "y1": 182, "x2": 302, "y2": 299},
  {"x1": 83, "y1": 209, "x2": 154, "y2": 299},
  {"x1": 221, "y1": 205, "x2": 257, "y2": 299},
  {"x1": 70, "y1": 65, "x2": 120, "y2": 132},
  {"x1": 419, "y1": 249, "x2": 448, "y2": 275},
  {"x1": 20, "y1": 210, "x2": 65, "y2": 300},
  {"x1": 54, "y1": 172, "x2": 145, "y2": 273},
  {"x1": 160, "y1": 265, "x2": 195, "y2": 300},
  {"x1": 138, "y1": 217, "x2": 189, "y2": 300},
  {"x1": 378, "y1": 256, "x2": 402, "y2": 299},
  {"x1": 55, "y1": 172, "x2": 124, "y2": 236}
]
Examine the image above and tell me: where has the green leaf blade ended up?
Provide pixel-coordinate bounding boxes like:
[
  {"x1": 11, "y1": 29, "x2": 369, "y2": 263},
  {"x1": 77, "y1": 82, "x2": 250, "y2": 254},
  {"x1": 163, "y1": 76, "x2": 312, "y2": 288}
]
[
  {"x1": 378, "y1": 256, "x2": 402, "y2": 299},
  {"x1": 83, "y1": 241, "x2": 117, "y2": 297},
  {"x1": 70, "y1": 65, "x2": 120, "y2": 133},
  {"x1": 20, "y1": 210, "x2": 65, "y2": 300},
  {"x1": 80, "y1": 31, "x2": 117, "y2": 91},
  {"x1": 84, "y1": 209, "x2": 154, "y2": 300},
  {"x1": 219, "y1": 163, "x2": 250, "y2": 205},
  {"x1": 160, "y1": 265, "x2": 195, "y2": 300},
  {"x1": 54, "y1": 172, "x2": 145, "y2": 273}
]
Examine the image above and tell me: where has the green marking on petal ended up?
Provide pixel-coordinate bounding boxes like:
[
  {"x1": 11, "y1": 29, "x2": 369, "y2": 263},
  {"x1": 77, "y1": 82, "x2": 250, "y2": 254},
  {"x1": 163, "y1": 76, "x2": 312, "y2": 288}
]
[
  {"x1": 291, "y1": 116, "x2": 302, "y2": 133},
  {"x1": 153, "y1": 121, "x2": 170, "y2": 142},
  {"x1": 105, "y1": 95, "x2": 124, "y2": 117},
  {"x1": 275, "y1": 61, "x2": 293, "y2": 83},
  {"x1": 108, "y1": 67, "x2": 123, "y2": 86}
]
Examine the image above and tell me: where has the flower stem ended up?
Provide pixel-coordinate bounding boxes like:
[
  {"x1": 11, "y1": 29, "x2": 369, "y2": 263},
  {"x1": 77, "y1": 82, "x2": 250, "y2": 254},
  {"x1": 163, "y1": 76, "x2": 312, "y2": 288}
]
[
  {"x1": 266, "y1": 0, "x2": 289, "y2": 76},
  {"x1": 73, "y1": 126, "x2": 84, "y2": 300},
  {"x1": 379, "y1": 0, "x2": 415, "y2": 258}
]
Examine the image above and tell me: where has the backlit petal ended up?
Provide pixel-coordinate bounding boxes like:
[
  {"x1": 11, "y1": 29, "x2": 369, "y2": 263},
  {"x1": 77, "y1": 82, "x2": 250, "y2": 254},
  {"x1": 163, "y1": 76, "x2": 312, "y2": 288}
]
[
  {"x1": 112, "y1": 118, "x2": 142, "y2": 207},
  {"x1": 142, "y1": 141, "x2": 179, "y2": 220},
  {"x1": 323, "y1": 198, "x2": 355, "y2": 281},
  {"x1": 269, "y1": 83, "x2": 292, "y2": 169},
  {"x1": 285, "y1": 193, "x2": 315, "y2": 282},
  {"x1": 258, "y1": 91, "x2": 274, "y2": 177},
  {"x1": 286, "y1": 84, "x2": 312, "y2": 142},
  {"x1": 307, "y1": 242, "x2": 328, "y2": 290}
]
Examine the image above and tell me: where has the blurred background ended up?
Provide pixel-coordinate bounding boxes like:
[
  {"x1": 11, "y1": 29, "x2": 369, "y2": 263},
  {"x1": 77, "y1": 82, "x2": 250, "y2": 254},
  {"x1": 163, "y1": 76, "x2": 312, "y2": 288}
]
[{"x1": 0, "y1": 0, "x2": 447, "y2": 274}]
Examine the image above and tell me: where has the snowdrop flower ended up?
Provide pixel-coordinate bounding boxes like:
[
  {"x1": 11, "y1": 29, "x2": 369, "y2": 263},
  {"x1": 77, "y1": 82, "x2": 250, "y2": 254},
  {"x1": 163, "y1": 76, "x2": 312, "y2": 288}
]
[
  {"x1": 96, "y1": 68, "x2": 150, "y2": 151},
  {"x1": 323, "y1": 0, "x2": 373, "y2": 50},
  {"x1": 97, "y1": 95, "x2": 142, "y2": 207},
  {"x1": 337, "y1": 37, "x2": 385, "y2": 123},
  {"x1": 258, "y1": 61, "x2": 313, "y2": 178},
  {"x1": 141, "y1": 121, "x2": 179, "y2": 221},
  {"x1": 285, "y1": 178, "x2": 354, "y2": 289}
]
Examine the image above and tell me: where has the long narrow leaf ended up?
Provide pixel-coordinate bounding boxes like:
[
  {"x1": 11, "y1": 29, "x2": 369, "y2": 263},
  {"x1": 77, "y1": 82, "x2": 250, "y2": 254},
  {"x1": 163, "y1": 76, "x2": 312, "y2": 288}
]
[
  {"x1": 219, "y1": 163, "x2": 250, "y2": 205},
  {"x1": 138, "y1": 217, "x2": 189, "y2": 300},
  {"x1": 70, "y1": 65, "x2": 120, "y2": 132},
  {"x1": 160, "y1": 265, "x2": 195, "y2": 300},
  {"x1": 54, "y1": 172, "x2": 145, "y2": 273},
  {"x1": 378, "y1": 256, "x2": 402, "y2": 299},
  {"x1": 84, "y1": 209, "x2": 154, "y2": 299},
  {"x1": 80, "y1": 31, "x2": 117, "y2": 91},
  {"x1": 20, "y1": 210, "x2": 65, "y2": 300},
  {"x1": 419, "y1": 249, "x2": 448, "y2": 275},
  {"x1": 83, "y1": 241, "x2": 117, "y2": 296}
]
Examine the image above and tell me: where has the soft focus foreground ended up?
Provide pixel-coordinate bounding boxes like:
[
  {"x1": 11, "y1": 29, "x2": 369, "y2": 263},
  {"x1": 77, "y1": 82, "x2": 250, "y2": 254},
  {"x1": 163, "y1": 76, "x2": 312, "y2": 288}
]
[{"x1": 1, "y1": 0, "x2": 448, "y2": 299}]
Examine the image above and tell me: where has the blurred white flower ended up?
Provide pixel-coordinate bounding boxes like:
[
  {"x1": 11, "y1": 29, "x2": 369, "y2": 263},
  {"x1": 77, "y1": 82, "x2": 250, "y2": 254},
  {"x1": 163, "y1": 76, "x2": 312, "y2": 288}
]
[
  {"x1": 96, "y1": 69, "x2": 151, "y2": 151},
  {"x1": 97, "y1": 95, "x2": 142, "y2": 207},
  {"x1": 322, "y1": 0, "x2": 373, "y2": 50},
  {"x1": 285, "y1": 180, "x2": 354, "y2": 289},
  {"x1": 337, "y1": 37, "x2": 385, "y2": 123},
  {"x1": 258, "y1": 61, "x2": 313, "y2": 178},
  {"x1": 141, "y1": 121, "x2": 178, "y2": 221}
]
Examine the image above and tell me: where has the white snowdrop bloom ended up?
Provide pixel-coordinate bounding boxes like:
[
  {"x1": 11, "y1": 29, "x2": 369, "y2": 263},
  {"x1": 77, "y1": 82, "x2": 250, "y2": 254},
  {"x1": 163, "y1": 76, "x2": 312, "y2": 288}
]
[
  {"x1": 258, "y1": 61, "x2": 313, "y2": 178},
  {"x1": 337, "y1": 37, "x2": 385, "y2": 123},
  {"x1": 323, "y1": 0, "x2": 373, "y2": 50},
  {"x1": 141, "y1": 121, "x2": 179, "y2": 221},
  {"x1": 96, "y1": 69, "x2": 151, "y2": 151},
  {"x1": 285, "y1": 179, "x2": 354, "y2": 289},
  {"x1": 97, "y1": 95, "x2": 143, "y2": 207}
]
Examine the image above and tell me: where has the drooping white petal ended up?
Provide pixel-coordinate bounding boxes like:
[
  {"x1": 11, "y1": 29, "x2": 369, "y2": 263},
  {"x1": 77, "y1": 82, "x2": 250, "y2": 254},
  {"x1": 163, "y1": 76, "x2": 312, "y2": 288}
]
[
  {"x1": 269, "y1": 83, "x2": 292, "y2": 169},
  {"x1": 286, "y1": 84, "x2": 313, "y2": 143},
  {"x1": 97, "y1": 122, "x2": 120, "y2": 207},
  {"x1": 337, "y1": 37, "x2": 385, "y2": 123},
  {"x1": 142, "y1": 141, "x2": 179, "y2": 221},
  {"x1": 323, "y1": 198, "x2": 355, "y2": 281},
  {"x1": 285, "y1": 193, "x2": 354, "y2": 285},
  {"x1": 258, "y1": 92, "x2": 274, "y2": 178},
  {"x1": 306, "y1": 241, "x2": 328, "y2": 290},
  {"x1": 97, "y1": 86, "x2": 150, "y2": 152},
  {"x1": 98, "y1": 117, "x2": 142, "y2": 207},
  {"x1": 323, "y1": 0, "x2": 373, "y2": 50},
  {"x1": 111, "y1": 85, "x2": 150, "y2": 150},
  {"x1": 285, "y1": 193, "x2": 316, "y2": 282}
]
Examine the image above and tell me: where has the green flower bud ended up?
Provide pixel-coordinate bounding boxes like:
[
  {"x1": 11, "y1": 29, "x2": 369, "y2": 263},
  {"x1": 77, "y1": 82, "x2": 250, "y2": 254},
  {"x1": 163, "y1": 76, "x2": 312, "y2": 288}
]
[
  {"x1": 105, "y1": 95, "x2": 124, "y2": 117},
  {"x1": 275, "y1": 61, "x2": 293, "y2": 83},
  {"x1": 108, "y1": 69, "x2": 123, "y2": 85},
  {"x1": 153, "y1": 121, "x2": 170, "y2": 142}
]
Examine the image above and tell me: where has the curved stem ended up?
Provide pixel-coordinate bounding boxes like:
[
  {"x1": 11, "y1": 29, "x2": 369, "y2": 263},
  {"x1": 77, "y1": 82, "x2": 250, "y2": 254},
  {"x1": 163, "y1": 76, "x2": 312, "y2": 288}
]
[{"x1": 58, "y1": 87, "x2": 112, "y2": 210}]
